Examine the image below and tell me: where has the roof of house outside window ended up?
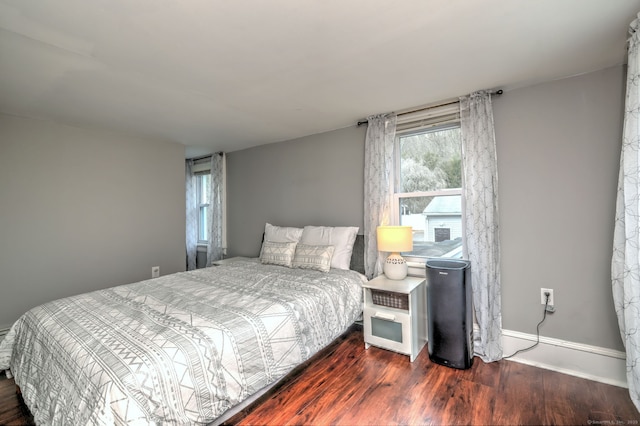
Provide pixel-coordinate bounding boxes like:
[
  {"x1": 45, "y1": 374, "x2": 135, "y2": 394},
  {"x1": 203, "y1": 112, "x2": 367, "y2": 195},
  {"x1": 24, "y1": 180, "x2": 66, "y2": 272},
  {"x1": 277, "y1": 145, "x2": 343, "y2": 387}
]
[{"x1": 423, "y1": 195, "x2": 461, "y2": 215}]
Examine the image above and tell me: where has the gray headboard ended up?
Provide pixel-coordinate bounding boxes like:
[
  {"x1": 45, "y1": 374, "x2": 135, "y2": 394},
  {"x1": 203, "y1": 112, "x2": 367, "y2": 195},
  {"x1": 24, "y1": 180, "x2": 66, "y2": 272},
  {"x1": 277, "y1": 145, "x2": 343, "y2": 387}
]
[{"x1": 349, "y1": 234, "x2": 365, "y2": 275}]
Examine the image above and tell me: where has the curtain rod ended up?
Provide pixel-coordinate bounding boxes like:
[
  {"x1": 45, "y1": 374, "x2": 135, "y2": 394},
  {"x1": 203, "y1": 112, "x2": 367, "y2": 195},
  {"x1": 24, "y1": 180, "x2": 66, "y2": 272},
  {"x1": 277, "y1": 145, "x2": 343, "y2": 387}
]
[
  {"x1": 356, "y1": 89, "x2": 503, "y2": 126},
  {"x1": 187, "y1": 152, "x2": 224, "y2": 161}
]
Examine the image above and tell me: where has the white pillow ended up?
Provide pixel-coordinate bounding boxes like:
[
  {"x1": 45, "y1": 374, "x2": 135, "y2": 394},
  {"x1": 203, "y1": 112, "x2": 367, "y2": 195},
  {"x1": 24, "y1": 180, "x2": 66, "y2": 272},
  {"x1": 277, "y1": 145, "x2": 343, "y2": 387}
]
[
  {"x1": 260, "y1": 241, "x2": 297, "y2": 267},
  {"x1": 264, "y1": 223, "x2": 303, "y2": 243},
  {"x1": 300, "y1": 226, "x2": 359, "y2": 270},
  {"x1": 292, "y1": 244, "x2": 335, "y2": 272}
]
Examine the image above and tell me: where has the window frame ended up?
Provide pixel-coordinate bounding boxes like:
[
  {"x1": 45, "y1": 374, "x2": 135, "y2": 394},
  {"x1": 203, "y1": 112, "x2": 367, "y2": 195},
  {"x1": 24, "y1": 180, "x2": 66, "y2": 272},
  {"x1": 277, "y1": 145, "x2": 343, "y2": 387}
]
[{"x1": 390, "y1": 122, "x2": 464, "y2": 262}]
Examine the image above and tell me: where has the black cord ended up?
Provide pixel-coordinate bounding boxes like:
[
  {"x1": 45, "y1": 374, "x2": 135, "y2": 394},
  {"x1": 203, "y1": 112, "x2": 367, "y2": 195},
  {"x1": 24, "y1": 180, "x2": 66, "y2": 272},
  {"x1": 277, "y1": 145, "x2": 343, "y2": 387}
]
[{"x1": 503, "y1": 294, "x2": 550, "y2": 359}]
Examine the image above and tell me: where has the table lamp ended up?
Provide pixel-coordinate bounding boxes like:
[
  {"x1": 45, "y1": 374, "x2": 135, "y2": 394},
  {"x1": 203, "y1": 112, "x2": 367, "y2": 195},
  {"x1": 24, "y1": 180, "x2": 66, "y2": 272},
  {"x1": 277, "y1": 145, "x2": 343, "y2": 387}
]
[{"x1": 377, "y1": 226, "x2": 413, "y2": 280}]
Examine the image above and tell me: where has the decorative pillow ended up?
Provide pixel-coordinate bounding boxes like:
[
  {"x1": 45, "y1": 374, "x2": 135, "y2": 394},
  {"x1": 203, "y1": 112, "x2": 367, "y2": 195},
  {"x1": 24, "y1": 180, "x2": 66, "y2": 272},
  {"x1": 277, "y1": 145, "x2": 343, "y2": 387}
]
[
  {"x1": 292, "y1": 244, "x2": 335, "y2": 272},
  {"x1": 300, "y1": 226, "x2": 359, "y2": 270},
  {"x1": 264, "y1": 223, "x2": 303, "y2": 243},
  {"x1": 260, "y1": 241, "x2": 297, "y2": 267}
]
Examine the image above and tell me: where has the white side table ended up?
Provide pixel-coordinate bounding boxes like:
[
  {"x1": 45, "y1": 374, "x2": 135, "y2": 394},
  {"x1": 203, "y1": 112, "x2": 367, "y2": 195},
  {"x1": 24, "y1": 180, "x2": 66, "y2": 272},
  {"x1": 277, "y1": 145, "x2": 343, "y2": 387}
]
[{"x1": 362, "y1": 275, "x2": 427, "y2": 362}]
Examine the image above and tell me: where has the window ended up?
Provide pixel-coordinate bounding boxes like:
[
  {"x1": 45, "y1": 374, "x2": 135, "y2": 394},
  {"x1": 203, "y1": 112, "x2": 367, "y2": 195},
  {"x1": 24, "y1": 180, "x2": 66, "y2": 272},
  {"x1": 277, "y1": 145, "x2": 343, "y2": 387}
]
[
  {"x1": 392, "y1": 124, "x2": 463, "y2": 259},
  {"x1": 197, "y1": 173, "x2": 211, "y2": 243}
]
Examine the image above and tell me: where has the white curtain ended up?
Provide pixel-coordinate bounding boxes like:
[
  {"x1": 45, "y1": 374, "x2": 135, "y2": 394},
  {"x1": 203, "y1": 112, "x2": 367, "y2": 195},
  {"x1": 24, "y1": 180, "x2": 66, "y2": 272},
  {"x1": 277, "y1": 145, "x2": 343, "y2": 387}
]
[
  {"x1": 363, "y1": 113, "x2": 397, "y2": 279},
  {"x1": 612, "y1": 13, "x2": 640, "y2": 411},
  {"x1": 185, "y1": 159, "x2": 198, "y2": 271},
  {"x1": 460, "y1": 91, "x2": 503, "y2": 362},
  {"x1": 206, "y1": 153, "x2": 225, "y2": 266}
]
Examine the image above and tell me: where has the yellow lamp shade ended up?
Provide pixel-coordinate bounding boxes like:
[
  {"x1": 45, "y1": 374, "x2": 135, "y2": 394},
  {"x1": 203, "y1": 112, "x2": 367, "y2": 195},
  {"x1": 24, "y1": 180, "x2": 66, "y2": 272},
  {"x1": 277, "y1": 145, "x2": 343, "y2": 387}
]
[{"x1": 376, "y1": 226, "x2": 413, "y2": 253}]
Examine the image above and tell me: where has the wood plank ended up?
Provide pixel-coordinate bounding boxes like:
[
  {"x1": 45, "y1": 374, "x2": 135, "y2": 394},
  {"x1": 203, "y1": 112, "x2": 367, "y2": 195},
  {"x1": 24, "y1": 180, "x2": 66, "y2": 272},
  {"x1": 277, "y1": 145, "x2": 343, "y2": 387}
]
[
  {"x1": 0, "y1": 374, "x2": 34, "y2": 426},
  {"x1": 492, "y1": 360, "x2": 547, "y2": 425},
  {"x1": 439, "y1": 379, "x2": 496, "y2": 425},
  {"x1": 307, "y1": 348, "x2": 411, "y2": 425},
  {"x1": 543, "y1": 366, "x2": 596, "y2": 425},
  {"x1": 542, "y1": 365, "x2": 640, "y2": 425}
]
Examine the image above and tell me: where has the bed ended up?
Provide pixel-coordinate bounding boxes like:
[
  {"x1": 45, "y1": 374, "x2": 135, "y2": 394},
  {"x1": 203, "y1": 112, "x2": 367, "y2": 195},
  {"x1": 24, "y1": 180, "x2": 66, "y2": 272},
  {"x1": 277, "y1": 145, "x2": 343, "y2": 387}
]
[{"x1": 0, "y1": 226, "x2": 366, "y2": 425}]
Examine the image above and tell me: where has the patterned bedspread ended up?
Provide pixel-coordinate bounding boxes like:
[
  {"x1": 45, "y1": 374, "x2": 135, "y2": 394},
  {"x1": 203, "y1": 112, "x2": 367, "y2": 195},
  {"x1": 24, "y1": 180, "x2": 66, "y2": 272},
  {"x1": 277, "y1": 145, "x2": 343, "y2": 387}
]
[{"x1": 0, "y1": 260, "x2": 364, "y2": 425}]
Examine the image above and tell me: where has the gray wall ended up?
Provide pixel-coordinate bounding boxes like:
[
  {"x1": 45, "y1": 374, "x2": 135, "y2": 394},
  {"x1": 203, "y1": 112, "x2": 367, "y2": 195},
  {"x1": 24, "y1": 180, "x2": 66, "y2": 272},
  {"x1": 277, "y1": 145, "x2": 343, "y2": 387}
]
[
  {"x1": 0, "y1": 114, "x2": 186, "y2": 328},
  {"x1": 494, "y1": 66, "x2": 624, "y2": 351},
  {"x1": 226, "y1": 66, "x2": 624, "y2": 351},
  {"x1": 226, "y1": 125, "x2": 366, "y2": 257}
]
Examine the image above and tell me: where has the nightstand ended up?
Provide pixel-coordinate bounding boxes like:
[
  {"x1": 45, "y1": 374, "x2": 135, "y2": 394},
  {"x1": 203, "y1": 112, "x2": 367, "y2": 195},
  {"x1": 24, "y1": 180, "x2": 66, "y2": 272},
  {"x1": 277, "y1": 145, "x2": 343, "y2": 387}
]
[
  {"x1": 211, "y1": 256, "x2": 250, "y2": 266},
  {"x1": 362, "y1": 275, "x2": 427, "y2": 362}
]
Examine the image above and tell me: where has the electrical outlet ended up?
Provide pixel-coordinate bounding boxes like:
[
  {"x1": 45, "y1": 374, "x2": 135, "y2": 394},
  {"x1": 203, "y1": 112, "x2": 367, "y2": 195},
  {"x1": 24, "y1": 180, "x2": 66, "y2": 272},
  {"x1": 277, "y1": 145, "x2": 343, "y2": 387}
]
[
  {"x1": 540, "y1": 288, "x2": 554, "y2": 306},
  {"x1": 152, "y1": 266, "x2": 160, "y2": 278}
]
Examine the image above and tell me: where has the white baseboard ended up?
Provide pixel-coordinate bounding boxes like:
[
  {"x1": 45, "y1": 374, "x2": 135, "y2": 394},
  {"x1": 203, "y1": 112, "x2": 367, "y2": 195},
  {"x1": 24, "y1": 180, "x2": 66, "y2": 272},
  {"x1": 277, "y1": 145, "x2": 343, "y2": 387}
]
[{"x1": 501, "y1": 328, "x2": 627, "y2": 388}]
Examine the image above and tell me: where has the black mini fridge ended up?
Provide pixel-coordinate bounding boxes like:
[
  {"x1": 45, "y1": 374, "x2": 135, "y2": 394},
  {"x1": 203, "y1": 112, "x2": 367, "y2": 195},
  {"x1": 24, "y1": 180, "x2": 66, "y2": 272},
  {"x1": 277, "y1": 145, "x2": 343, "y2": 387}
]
[{"x1": 426, "y1": 259, "x2": 473, "y2": 369}]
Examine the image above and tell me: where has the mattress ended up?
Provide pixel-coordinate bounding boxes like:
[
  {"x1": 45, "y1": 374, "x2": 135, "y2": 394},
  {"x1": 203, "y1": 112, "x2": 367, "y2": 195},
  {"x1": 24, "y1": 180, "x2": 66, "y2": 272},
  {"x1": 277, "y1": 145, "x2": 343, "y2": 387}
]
[{"x1": 0, "y1": 259, "x2": 365, "y2": 425}]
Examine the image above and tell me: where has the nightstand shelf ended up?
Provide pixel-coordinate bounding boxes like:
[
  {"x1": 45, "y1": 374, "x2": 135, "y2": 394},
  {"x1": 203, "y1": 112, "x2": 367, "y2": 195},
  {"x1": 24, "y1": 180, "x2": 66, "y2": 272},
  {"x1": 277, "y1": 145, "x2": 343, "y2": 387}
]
[{"x1": 362, "y1": 275, "x2": 427, "y2": 362}]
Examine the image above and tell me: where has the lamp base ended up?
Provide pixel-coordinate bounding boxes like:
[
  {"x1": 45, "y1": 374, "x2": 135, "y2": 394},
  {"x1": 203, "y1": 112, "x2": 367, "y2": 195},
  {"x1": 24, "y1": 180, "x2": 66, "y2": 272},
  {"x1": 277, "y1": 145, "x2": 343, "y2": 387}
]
[{"x1": 383, "y1": 253, "x2": 408, "y2": 280}]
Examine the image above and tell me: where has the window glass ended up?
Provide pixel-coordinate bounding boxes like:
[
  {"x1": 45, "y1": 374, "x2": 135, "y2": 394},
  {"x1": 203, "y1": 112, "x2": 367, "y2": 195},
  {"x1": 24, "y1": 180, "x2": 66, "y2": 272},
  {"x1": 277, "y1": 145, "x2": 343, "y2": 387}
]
[
  {"x1": 398, "y1": 195, "x2": 462, "y2": 258},
  {"x1": 197, "y1": 174, "x2": 211, "y2": 242},
  {"x1": 395, "y1": 125, "x2": 463, "y2": 259},
  {"x1": 200, "y1": 174, "x2": 211, "y2": 204},
  {"x1": 199, "y1": 205, "x2": 209, "y2": 241},
  {"x1": 399, "y1": 126, "x2": 461, "y2": 193}
]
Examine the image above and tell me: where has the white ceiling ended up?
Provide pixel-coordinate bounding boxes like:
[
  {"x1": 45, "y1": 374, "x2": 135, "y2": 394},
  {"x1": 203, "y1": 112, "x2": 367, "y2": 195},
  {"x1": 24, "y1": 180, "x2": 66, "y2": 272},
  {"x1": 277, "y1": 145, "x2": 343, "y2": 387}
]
[{"x1": 1, "y1": 0, "x2": 639, "y2": 157}]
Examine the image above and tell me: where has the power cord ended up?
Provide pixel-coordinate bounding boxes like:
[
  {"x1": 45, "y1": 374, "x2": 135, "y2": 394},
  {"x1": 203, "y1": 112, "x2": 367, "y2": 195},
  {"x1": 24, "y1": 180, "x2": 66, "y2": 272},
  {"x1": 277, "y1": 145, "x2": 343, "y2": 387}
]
[{"x1": 503, "y1": 292, "x2": 551, "y2": 359}]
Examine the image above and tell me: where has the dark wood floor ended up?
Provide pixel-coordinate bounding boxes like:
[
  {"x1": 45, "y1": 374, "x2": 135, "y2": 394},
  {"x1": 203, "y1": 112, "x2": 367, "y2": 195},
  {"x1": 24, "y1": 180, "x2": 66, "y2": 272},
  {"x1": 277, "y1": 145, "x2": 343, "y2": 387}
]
[
  {"x1": 228, "y1": 325, "x2": 639, "y2": 425},
  {"x1": 1, "y1": 324, "x2": 638, "y2": 425},
  {"x1": 0, "y1": 372, "x2": 33, "y2": 426}
]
